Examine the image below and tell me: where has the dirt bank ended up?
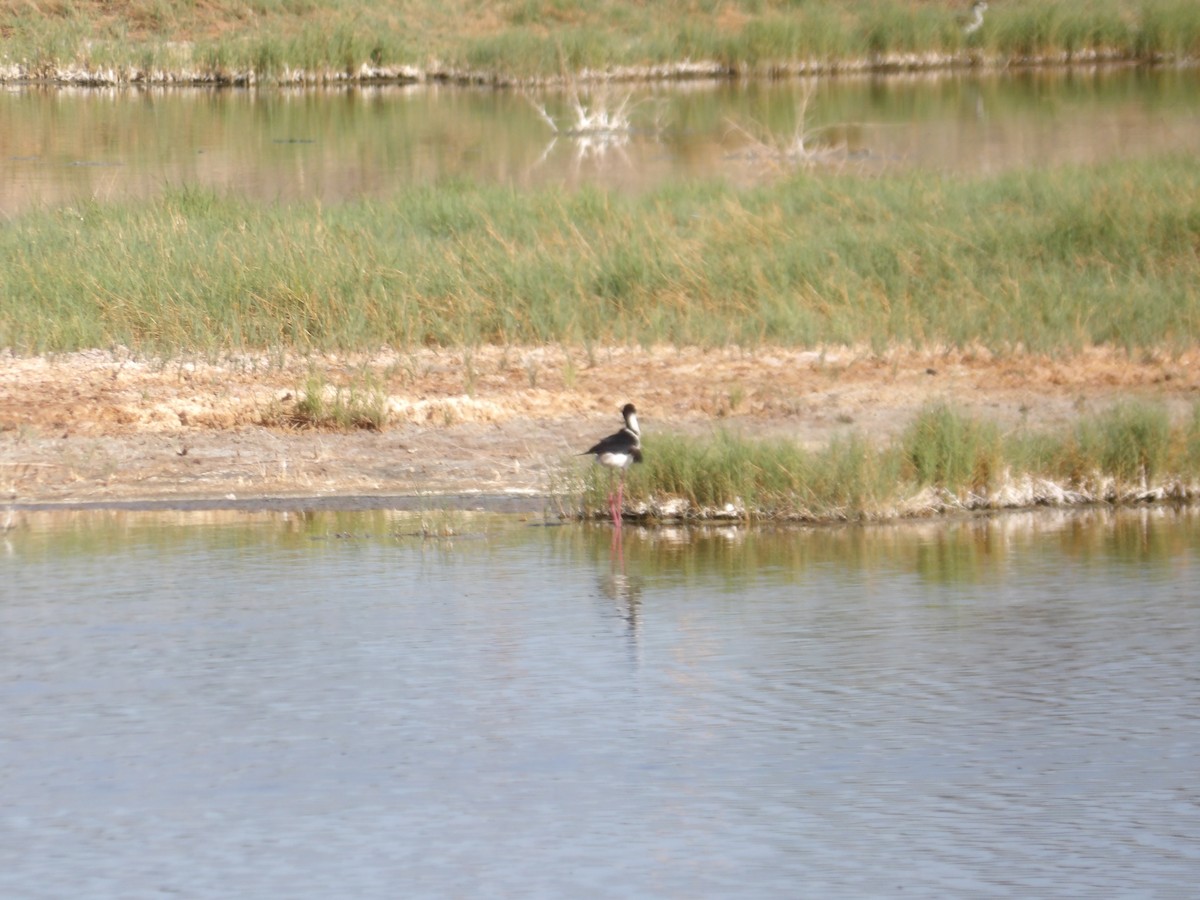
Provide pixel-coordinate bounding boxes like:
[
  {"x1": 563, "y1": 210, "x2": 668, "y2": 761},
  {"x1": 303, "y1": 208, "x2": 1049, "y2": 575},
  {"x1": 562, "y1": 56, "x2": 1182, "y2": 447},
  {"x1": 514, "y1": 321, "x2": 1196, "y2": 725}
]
[{"x1": 2, "y1": 345, "x2": 1197, "y2": 509}]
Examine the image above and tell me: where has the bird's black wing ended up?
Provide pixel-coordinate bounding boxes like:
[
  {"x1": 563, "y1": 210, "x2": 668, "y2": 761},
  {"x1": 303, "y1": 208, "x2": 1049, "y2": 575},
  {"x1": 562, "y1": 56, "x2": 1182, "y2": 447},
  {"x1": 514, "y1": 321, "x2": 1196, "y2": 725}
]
[{"x1": 584, "y1": 428, "x2": 637, "y2": 456}]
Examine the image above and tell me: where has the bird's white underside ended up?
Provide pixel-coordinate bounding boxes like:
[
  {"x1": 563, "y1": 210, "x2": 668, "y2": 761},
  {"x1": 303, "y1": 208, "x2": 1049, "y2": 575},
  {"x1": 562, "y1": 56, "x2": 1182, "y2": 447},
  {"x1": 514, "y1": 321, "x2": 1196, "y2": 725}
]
[{"x1": 596, "y1": 451, "x2": 637, "y2": 470}]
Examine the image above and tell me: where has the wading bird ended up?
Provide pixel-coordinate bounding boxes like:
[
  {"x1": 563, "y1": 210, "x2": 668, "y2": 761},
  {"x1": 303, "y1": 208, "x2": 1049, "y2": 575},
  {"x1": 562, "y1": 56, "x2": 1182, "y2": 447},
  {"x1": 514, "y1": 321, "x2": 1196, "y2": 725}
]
[
  {"x1": 962, "y1": 0, "x2": 988, "y2": 36},
  {"x1": 584, "y1": 403, "x2": 642, "y2": 527}
]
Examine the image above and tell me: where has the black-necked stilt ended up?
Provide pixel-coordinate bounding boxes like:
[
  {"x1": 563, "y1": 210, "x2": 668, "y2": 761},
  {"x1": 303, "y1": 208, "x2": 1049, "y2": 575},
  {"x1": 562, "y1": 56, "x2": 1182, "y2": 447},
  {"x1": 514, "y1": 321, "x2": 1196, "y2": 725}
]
[
  {"x1": 962, "y1": 0, "x2": 987, "y2": 36},
  {"x1": 584, "y1": 402, "x2": 642, "y2": 526}
]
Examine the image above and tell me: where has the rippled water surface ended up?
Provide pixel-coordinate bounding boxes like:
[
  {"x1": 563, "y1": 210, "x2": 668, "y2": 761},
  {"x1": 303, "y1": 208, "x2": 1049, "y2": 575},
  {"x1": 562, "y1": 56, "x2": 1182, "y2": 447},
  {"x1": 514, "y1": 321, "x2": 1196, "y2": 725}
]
[
  {"x1": 4, "y1": 67, "x2": 1200, "y2": 214},
  {"x1": 2, "y1": 507, "x2": 1199, "y2": 897}
]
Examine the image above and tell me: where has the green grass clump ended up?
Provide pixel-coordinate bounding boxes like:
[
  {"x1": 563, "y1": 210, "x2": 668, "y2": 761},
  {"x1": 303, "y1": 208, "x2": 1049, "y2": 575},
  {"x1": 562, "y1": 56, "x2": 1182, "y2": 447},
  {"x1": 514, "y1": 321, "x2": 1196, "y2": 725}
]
[
  {"x1": 3, "y1": 155, "x2": 1199, "y2": 355},
  {"x1": 1013, "y1": 400, "x2": 1200, "y2": 490},
  {"x1": 1071, "y1": 401, "x2": 1173, "y2": 487},
  {"x1": 266, "y1": 371, "x2": 389, "y2": 431},
  {"x1": 1135, "y1": 0, "x2": 1200, "y2": 59},
  {"x1": 1187, "y1": 403, "x2": 1200, "y2": 474},
  {"x1": 901, "y1": 403, "x2": 1002, "y2": 491},
  {"x1": 639, "y1": 430, "x2": 810, "y2": 515}
]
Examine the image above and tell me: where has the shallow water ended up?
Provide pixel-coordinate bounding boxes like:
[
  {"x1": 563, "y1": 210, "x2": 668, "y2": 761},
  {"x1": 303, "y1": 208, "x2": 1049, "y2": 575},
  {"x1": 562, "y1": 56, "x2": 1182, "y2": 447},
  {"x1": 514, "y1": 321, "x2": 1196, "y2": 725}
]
[
  {"x1": 2, "y1": 505, "x2": 1198, "y2": 897},
  {"x1": 4, "y1": 67, "x2": 1200, "y2": 215}
]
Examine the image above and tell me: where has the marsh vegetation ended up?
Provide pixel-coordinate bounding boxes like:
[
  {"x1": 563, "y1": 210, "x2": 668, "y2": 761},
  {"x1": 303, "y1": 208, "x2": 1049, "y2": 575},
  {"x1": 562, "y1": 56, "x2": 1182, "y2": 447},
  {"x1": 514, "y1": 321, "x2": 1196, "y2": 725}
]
[
  {"x1": 3, "y1": 1, "x2": 1200, "y2": 84},
  {"x1": 4, "y1": 155, "x2": 1198, "y2": 355},
  {"x1": 572, "y1": 401, "x2": 1200, "y2": 522},
  {"x1": 3, "y1": 3, "x2": 1199, "y2": 519}
]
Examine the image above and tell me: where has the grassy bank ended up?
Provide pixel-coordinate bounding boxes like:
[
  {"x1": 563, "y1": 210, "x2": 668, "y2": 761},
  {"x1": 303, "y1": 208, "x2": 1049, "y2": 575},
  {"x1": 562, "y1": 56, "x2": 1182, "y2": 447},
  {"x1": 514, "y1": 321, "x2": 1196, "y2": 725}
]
[
  {"x1": 3, "y1": 155, "x2": 1198, "y2": 355},
  {"x1": 574, "y1": 401, "x2": 1200, "y2": 522},
  {"x1": 2, "y1": 1, "x2": 1199, "y2": 84}
]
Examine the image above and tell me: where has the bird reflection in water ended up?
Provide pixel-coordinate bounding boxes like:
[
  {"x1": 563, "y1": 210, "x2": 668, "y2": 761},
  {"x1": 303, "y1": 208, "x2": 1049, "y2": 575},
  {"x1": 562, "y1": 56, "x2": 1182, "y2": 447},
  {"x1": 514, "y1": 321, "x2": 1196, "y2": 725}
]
[{"x1": 598, "y1": 525, "x2": 644, "y2": 648}]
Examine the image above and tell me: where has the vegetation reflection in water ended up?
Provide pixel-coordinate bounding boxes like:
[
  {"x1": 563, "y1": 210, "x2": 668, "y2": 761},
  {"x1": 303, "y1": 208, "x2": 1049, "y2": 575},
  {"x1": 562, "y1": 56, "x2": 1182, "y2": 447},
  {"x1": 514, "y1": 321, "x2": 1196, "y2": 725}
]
[
  {"x1": 566, "y1": 506, "x2": 1200, "y2": 588},
  {"x1": 9, "y1": 504, "x2": 1198, "y2": 590},
  {"x1": 4, "y1": 68, "x2": 1200, "y2": 218}
]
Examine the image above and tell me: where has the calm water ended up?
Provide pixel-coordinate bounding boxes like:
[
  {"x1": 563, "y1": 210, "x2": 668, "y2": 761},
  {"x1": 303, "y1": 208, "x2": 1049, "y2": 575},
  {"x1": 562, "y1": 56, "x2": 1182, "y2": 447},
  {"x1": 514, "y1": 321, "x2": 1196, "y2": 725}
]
[
  {"x1": 3, "y1": 67, "x2": 1200, "y2": 215},
  {"x1": 2, "y1": 505, "x2": 1198, "y2": 897}
]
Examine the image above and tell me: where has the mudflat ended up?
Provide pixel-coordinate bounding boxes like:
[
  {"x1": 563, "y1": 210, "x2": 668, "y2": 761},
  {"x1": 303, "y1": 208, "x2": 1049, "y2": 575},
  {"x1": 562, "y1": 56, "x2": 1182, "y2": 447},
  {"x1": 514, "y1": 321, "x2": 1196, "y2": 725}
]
[{"x1": 2, "y1": 345, "x2": 1196, "y2": 508}]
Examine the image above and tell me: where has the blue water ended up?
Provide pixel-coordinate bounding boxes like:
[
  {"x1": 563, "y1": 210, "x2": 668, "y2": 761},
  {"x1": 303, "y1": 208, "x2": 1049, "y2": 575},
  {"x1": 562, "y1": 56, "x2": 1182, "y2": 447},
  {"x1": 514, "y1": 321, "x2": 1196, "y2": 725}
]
[{"x1": 2, "y1": 507, "x2": 1198, "y2": 897}]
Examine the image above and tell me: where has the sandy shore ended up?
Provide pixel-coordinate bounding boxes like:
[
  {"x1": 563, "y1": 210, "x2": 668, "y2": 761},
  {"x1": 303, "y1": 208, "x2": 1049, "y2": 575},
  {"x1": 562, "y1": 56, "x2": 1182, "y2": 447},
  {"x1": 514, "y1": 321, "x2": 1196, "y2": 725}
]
[{"x1": 2, "y1": 345, "x2": 1197, "y2": 510}]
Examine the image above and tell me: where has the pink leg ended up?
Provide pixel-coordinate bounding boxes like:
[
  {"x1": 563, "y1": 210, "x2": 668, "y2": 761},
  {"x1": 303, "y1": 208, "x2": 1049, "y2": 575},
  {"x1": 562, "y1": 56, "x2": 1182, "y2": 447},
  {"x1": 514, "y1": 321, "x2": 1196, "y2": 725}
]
[
  {"x1": 606, "y1": 470, "x2": 616, "y2": 525},
  {"x1": 610, "y1": 473, "x2": 626, "y2": 527}
]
